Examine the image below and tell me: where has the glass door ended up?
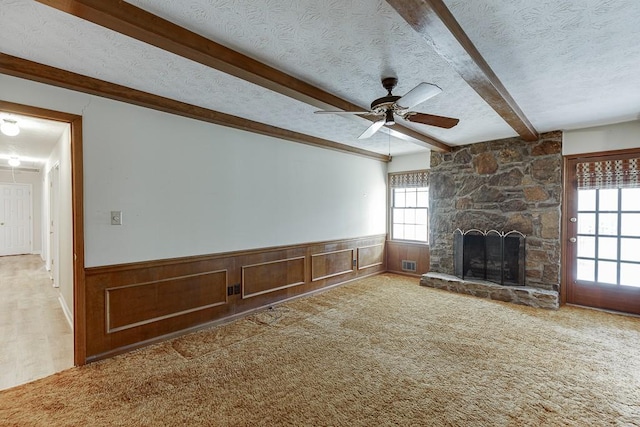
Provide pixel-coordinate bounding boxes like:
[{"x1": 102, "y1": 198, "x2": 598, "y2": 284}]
[{"x1": 565, "y1": 152, "x2": 640, "y2": 315}]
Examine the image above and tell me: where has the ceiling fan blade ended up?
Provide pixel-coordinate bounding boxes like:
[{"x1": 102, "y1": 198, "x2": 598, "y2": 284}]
[
  {"x1": 358, "y1": 120, "x2": 385, "y2": 139},
  {"x1": 396, "y1": 83, "x2": 442, "y2": 109},
  {"x1": 314, "y1": 110, "x2": 372, "y2": 115},
  {"x1": 404, "y1": 112, "x2": 459, "y2": 129}
]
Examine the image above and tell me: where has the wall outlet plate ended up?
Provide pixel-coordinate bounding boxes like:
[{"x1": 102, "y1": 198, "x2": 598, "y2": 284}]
[{"x1": 111, "y1": 211, "x2": 123, "y2": 225}]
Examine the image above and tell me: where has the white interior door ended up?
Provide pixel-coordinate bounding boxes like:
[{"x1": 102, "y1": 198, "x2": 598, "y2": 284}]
[{"x1": 0, "y1": 183, "x2": 32, "y2": 256}]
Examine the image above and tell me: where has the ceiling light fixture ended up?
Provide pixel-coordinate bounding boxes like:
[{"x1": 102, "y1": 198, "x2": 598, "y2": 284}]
[
  {"x1": 1, "y1": 119, "x2": 20, "y2": 137},
  {"x1": 384, "y1": 109, "x2": 395, "y2": 126},
  {"x1": 8, "y1": 157, "x2": 21, "y2": 167}
]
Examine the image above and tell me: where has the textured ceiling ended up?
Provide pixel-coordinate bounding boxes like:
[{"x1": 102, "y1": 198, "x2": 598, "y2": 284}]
[
  {"x1": 445, "y1": 0, "x2": 640, "y2": 131},
  {"x1": 0, "y1": 112, "x2": 67, "y2": 167},
  {"x1": 126, "y1": 0, "x2": 512, "y2": 144},
  {"x1": 1, "y1": 0, "x2": 639, "y2": 160}
]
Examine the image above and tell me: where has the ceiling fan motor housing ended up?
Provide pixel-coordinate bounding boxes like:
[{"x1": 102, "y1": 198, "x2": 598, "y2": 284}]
[
  {"x1": 370, "y1": 95, "x2": 401, "y2": 112},
  {"x1": 371, "y1": 77, "x2": 401, "y2": 115}
]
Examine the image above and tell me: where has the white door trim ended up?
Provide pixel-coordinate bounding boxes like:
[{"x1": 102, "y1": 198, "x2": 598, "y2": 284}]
[{"x1": 48, "y1": 163, "x2": 60, "y2": 287}]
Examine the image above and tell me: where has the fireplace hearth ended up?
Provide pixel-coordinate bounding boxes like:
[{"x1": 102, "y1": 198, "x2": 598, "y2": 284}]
[{"x1": 453, "y1": 229, "x2": 525, "y2": 286}]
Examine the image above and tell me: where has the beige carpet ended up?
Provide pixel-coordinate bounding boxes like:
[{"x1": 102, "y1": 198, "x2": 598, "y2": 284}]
[{"x1": 1, "y1": 273, "x2": 639, "y2": 426}]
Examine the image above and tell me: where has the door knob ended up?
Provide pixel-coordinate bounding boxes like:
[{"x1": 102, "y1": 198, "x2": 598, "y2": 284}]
[
  {"x1": 570, "y1": 217, "x2": 577, "y2": 222},
  {"x1": 569, "y1": 237, "x2": 577, "y2": 243}
]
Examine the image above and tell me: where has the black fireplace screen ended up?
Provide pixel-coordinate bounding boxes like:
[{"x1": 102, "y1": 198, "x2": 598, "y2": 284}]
[{"x1": 453, "y1": 229, "x2": 526, "y2": 286}]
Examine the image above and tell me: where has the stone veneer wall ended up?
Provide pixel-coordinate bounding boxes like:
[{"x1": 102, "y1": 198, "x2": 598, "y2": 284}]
[{"x1": 429, "y1": 131, "x2": 562, "y2": 291}]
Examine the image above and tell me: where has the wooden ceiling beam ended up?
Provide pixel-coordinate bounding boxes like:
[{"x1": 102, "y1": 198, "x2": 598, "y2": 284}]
[
  {"x1": 34, "y1": 0, "x2": 451, "y2": 152},
  {"x1": 386, "y1": 0, "x2": 539, "y2": 141},
  {"x1": 0, "y1": 53, "x2": 390, "y2": 162}
]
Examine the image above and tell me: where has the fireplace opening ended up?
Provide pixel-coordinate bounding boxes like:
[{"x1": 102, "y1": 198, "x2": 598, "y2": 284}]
[{"x1": 453, "y1": 229, "x2": 526, "y2": 286}]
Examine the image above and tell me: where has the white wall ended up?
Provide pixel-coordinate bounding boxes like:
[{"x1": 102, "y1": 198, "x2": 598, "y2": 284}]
[
  {"x1": 1, "y1": 75, "x2": 387, "y2": 267},
  {"x1": 563, "y1": 120, "x2": 640, "y2": 155},
  {"x1": 0, "y1": 169, "x2": 42, "y2": 254},
  {"x1": 387, "y1": 151, "x2": 430, "y2": 173},
  {"x1": 43, "y1": 126, "x2": 73, "y2": 314}
]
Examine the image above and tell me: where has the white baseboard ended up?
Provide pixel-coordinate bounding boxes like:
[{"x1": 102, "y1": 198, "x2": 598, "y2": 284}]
[{"x1": 58, "y1": 295, "x2": 73, "y2": 331}]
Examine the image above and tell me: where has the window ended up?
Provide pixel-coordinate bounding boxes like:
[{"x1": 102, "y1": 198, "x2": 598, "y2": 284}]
[
  {"x1": 576, "y1": 187, "x2": 640, "y2": 287},
  {"x1": 389, "y1": 171, "x2": 429, "y2": 243}
]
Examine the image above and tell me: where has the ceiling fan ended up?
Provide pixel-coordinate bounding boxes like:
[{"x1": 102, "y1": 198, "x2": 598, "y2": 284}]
[{"x1": 315, "y1": 77, "x2": 459, "y2": 139}]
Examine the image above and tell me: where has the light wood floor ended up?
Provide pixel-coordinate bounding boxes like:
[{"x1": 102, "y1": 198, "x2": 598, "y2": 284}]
[{"x1": 0, "y1": 254, "x2": 74, "y2": 390}]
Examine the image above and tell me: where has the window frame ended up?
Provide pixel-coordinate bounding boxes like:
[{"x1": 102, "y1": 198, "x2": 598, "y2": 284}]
[{"x1": 388, "y1": 170, "x2": 429, "y2": 244}]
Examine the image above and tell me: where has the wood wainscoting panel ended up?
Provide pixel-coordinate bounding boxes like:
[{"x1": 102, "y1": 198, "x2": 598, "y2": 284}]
[
  {"x1": 311, "y1": 248, "x2": 355, "y2": 281},
  {"x1": 241, "y1": 257, "x2": 306, "y2": 298},
  {"x1": 84, "y1": 234, "x2": 386, "y2": 362},
  {"x1": 357, "y1": 244, "x2": 385, "y2": 270},
  {"x1": 106, "y1": 270, "x2": 228, "y2": 333},
  {"x1": 386, "y1": 241, "x2": 430, "y2": 276}
]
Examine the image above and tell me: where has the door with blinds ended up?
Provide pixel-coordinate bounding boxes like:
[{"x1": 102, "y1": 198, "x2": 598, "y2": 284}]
[{"x1": 565, "y1": 150, "x2": 640, "y2": 315}]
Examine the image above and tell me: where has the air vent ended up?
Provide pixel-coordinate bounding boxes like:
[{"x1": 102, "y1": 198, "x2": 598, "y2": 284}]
[{"x1": 401, "y1": 260, "x2": 417, "y2": 272}]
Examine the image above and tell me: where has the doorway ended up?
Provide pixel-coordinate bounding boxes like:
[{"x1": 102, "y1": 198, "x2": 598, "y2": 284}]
[
  {"x1": 0, "y1": 100, "x2": 85, "y2": 369},
  {"x1": 564, "y1": 149, "x2": 640, "y2": 315}
]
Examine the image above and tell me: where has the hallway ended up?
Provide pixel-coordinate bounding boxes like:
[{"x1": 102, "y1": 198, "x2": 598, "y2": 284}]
[{"x1": 0, "y1": 255, "x2": 73, "y2": 390}]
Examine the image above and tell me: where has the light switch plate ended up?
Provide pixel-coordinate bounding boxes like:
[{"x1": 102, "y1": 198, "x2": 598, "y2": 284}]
[{"x1": 111, "y1": 211, "x2": 122, "y2": 225}]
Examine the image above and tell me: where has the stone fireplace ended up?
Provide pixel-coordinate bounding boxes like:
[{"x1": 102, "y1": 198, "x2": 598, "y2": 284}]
[{"x1": 420, "y1": 132, "x2": 561, "y2": 309}]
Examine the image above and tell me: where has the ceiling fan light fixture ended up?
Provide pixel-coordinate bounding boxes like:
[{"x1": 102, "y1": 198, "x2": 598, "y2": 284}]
[
  {"x1": 8, "y1": 157, "x2": 21, "y2": 167},
  {"x1": 385, "y1": 109, "x2": 395, "y2": 125},
  {"x1": 1, "y1": 119, "x2": 20, "y2": 137}
]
